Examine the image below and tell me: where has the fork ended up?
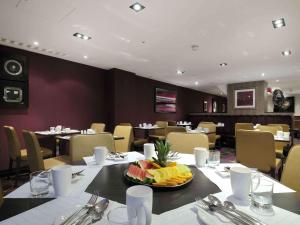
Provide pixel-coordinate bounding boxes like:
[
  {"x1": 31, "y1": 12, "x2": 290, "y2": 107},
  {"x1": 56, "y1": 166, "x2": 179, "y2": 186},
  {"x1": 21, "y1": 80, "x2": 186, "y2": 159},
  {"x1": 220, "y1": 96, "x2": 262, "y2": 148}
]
[
  {"x1": 195, "y1": 196, "x2": 250, "y2": 225},
  {"x1": 61, "y1": 192, "x2": 98, "y2": 225}
]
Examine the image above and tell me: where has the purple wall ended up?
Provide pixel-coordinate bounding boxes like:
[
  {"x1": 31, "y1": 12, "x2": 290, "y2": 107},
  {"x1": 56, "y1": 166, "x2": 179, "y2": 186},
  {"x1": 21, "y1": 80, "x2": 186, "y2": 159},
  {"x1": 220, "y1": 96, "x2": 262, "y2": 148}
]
[
  {"x1": 0, "y1": 45, "x2": 108, "y2": 170},
  {"x1": 0, "y1": 46, "x2": 226, "y2": 171}
]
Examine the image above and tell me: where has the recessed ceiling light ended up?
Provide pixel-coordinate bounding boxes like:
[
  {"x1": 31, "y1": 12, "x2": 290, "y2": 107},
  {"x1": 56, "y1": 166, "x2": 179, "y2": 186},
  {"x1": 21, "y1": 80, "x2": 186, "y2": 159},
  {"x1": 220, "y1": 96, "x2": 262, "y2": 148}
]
[
  {"x1": 33, "y1": 41, "x2": 39, "y2": 46},
  {"x1": 177, "y1": 70, "x2": 184, "y2": 75},
  {"x1": 282, "y1": 50, "x2": 291, "y2": 56},
  {"x1": 220, "y1": 63, "x2": 228, "y2": 67},
  {"x1": 83, "y1": 55, "x2": 88, "y2": 59},
  {"x1": 129, "y1": 2, "x2": 145, "y2": 12},
  {"x1": 272, "y1": 18, "x2": 286, "y2": 29},
  {"x1": 276, "y1": 79, "x2": 279, "y2": 82},
  {"x1": 191, "y1": 44, "x2": 199, "y2": 51},
  {"x1": 195, "y1": 81, "x2": 199, "y2": 86},
  {"x1": 261, "y1": 73, "x2": 265, "y2": 77},
  {"x1": 73, "y1": 33, "x2": 91, "y2": 40}
]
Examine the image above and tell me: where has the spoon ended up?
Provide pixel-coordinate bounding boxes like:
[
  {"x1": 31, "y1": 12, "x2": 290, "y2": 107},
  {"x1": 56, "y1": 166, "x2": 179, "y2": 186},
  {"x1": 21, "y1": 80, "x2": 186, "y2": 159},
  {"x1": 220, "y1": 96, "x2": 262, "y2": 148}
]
[
  {"x1": 88, "y1": 198, "x2": 109, "y2": 224},
  {"x1": 73, "y1": 198, "x2": 109, "y2": 225},
  {"x1": 224, "y1": 201, "x2": 266, "y2": 225}
]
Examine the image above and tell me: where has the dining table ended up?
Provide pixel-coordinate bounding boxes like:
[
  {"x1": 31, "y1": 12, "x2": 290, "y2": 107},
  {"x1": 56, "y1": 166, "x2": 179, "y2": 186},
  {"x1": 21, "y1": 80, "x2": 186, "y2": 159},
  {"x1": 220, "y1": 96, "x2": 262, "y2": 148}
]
[
  {"x1": 133, "y1": 126, "x2": 164, "y2": 140},
  {"x1": 1, "y1": 152, "x2": 300, "y2": 225}
]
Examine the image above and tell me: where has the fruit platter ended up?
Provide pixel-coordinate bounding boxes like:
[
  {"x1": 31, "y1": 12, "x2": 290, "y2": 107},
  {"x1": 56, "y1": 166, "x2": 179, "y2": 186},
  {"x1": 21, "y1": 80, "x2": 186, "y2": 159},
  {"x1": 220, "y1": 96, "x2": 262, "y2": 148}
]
[{"x1": 124, "y1": 141, "x2": 193, "y2": 188}]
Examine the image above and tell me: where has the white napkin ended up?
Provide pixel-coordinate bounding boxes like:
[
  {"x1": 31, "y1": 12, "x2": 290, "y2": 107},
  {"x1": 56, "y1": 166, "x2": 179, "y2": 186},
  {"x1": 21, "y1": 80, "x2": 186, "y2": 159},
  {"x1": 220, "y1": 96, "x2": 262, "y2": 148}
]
[{"x1": 82, "y1": 156, "x2": 96, "y2": 166}]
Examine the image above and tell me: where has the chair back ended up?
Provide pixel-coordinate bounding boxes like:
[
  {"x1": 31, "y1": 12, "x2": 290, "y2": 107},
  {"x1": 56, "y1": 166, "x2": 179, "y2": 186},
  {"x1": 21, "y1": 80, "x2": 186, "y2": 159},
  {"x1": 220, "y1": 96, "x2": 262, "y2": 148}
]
[
  {"x1": 3, "y1": 126, "x2": 22, "y2": 160},
  {"x1": 198, "y1": 123, "x2": 217, "y2": 144},
  {"x1": 22, "y1": 130, "x2": 44, "y2": 172},
  {"x1": 268, "y1": 124, "x2": 289, "y2": 132},
  {"x1": 166, "y1": 132, "x2": 209, "y2": 154},
  {"x1": 281, "y1": 145, "x2": 300, "y2": 193},
  {"x1": 0, "y1": 180, "x2": 3, "y2": 205},
  {"x1": 113, "y1": 125, "x2": 134, "y2": 152},
  {"x1": 119, "y1": 123, "x2": 132, "y2": 126},
  {"x1": 257, "y1": 125, "x2": 282, "y2": 135},
  {"x1": 235, "y1": 123, "x2": 254, "y2": 136},
  {"x1": 154, "y1": 121, "x2": 168, "y2": 136},
  {"x1": 294, "y1": 120, "x2": 300, "y2": 131},
  {"x1": 165, "y1": 126, "x2": 186, "y2": 136},
  {"x1": 69, "y1": 133, "x2": 115, "y2": 163},
  {"x1": 90, "y1": 123, "x2": 106, "y2": 133},
  {"x1": 236, "y1": 130, "x2": 276, "y2": 173},
  {"x1": 167, "y1": 121, "x2": 177, "y2": 126}
]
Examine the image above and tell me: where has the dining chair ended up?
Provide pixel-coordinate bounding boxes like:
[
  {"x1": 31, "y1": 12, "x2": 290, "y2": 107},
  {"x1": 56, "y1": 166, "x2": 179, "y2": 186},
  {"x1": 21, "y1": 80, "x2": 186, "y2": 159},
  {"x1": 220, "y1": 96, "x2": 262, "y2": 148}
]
[
  {"x1": 236, "y1": 130, "x2": 281, "y2": 178},
  {"x1": 113, "y1": 125, "x2": 134, "y2": 152},
  {"x1": 268, "y1": 124, "x2": 290, "y2": 132},
  {"x1": 0, "y1": 179, "x2": 3, "y2": 205},
  {"x1": 234, "y1": 123, "x2": 254, "y2": 137},
  {"x1": 69, "y1": 133, "x2": 115, "y2": 163},
  {"x1": 166, "y1": 132, "x2": 209, "y2": 154},
  {"x1": 90, "y1": 123, "x2": 106, "y2": 133},
  {"x1": 3, "y1": 126, "x2": 53, "y2": 186},
  {"x1": 198, "y1": 122, "x2": 220, "y2": 149},
  {"x1": 281, "y1": 145, "x2": 300, "y2": 194},
  {"x1": 22, "y1": 130, "x2": 69, "y2": 172},
  {"x1": 119, "y1": 123, "x2": 132, "y2": 126},
  {"x1": 165, "y1": 126, "x2": 186, "y2": 136},
  {"x1": 256, "y1": 125, "x2": 286, "y2": 158},
  {"x1": 149, "y1": 121, "x2": 168, "y2": 141},
  {"x1": 167, "y1": 121, "x2": 177, "y2": 126}
]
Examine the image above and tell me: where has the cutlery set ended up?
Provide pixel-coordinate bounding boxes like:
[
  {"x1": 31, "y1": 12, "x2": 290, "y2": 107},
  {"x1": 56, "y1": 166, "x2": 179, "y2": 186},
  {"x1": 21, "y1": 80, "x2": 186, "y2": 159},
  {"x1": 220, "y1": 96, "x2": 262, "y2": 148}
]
[
  {"x1": 61, "y1": 192, "x2": 109, "y2": 225},
  {"x1": 196, "y1": 194, "x2": 266, "y2": 225},
  {"x1": 107, "y1": 152, "x2": 127, "y2": 160}
]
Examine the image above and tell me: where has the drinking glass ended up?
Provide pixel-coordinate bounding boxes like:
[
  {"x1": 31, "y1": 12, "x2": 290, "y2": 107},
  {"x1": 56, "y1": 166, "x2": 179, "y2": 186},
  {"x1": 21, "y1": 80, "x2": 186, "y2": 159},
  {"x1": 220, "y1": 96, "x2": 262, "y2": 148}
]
[
  {"x1": 30, "y1": 171, "x2": 50, "y2": 196},
  {"x1": 107, "y1": 207, "x2": 137, "y2": 225},
  {"x1": 251, "y1": 178, "x2": 274, "y2": 215},
  {"x1": 207, "y1": 150, "x2": 220, "y2": 168}
]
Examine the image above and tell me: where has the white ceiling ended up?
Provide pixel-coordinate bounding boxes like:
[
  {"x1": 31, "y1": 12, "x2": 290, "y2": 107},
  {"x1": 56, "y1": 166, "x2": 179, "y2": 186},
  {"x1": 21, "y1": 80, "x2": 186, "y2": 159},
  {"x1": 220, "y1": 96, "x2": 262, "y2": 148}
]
[{"x1": 0, "y1": 0, "x2": 300, "y2": 96}]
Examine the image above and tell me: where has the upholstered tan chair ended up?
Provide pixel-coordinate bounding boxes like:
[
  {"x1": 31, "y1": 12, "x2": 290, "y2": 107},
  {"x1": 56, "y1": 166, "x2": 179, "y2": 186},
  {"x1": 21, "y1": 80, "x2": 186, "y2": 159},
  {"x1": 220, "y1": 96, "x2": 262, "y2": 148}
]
[
  {"x1": 69, "y1": 133, "x2": 115, "y2": 162},
  {"x1": 4, "y1": 126, "x2": 52, "y2": 185},
  {"x1": 268, "y1": 124, "x2": 290, "y2": 132},
  {"x1": 256, "y1": 125, "x2": 286, "y2": 158},
  {"x1": 22, "y1": 130, "x2": 69, "y2": 172},
  {"x1": 0, "y1": 179, "x2": 3, "y2": 205},
  {"x1": 165, "y1": 126, "x2": 186, "y2": 136},
  {"x1": 166, "y1": 132, "x2": 209, "y2": 154},
  {"x1": 236, "y1": 130, "x2": 281, "y2": 177},
  {"x1": 198, "y1": 122, "x2": 220, "y2": 149},
  {"x1": 281, "y1": 145, "x2": 300, "y2": 194},
  {"x1": 234, "y1": 123, "x2": 254, "y2": 137},
  {"x1": 149, "y1": 121, "x2": 168, "y2": 141},
  {"x1": 167, "y1": 121, "x2": 177, "y2": 126},
  {"x1": 90, "y1": 123, "x2": 106, "y2": 133},
  {"x1": 119, "y1": 123, "x2": 132, "y2": 126},
  {"x1": 113, "y1": 125, "x2": 133, "y2": 152}
]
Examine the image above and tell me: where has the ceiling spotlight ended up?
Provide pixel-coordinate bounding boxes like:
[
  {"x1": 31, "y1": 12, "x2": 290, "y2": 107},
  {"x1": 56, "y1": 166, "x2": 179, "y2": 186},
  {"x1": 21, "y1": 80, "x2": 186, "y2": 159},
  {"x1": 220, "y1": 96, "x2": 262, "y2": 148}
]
[
  {"x1": 33, "y1": 41, "x2": 39, "y2": 46},
  {"x1": 282, "y1": 50, "x2": 291, "y2": 56},
  {"x1": 195, "y1": 81, "x2": 199, "y2": 86},
  {"x1": 276, "y1": 79, "x2": 279, "y2": 82},
  {"x1": 130, "y1": 2, "x2": 145, "y2": 12},
  {"x1": 73, "y1": 33, "x2": 91, "y2": 40},
  {"x1": 177, "y1": 70, "x2": 184, "y2": 75},
  {"x1": 220, "y1": 63, "x2": 228, "y2": 67},
  {"x1": 83, "y1": 55, "x2": 88, "y2": 59},
  {"x1": 191, "y1": 44, "x2": 199, "y2": 51},
  {"x1": 272, "y1": 18, "x2": 286, "y2": 29},
  {"x1": 261, "y1": 73, "x2": 265, "y2": 77}
]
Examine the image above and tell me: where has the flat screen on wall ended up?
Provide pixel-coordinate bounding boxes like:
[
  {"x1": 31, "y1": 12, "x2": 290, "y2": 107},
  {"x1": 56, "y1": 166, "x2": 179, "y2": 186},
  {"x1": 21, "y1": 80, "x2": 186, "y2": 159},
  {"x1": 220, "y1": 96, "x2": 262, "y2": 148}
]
[{"x1": 155, "y1": 88, "x2": 176, "y2": 113}]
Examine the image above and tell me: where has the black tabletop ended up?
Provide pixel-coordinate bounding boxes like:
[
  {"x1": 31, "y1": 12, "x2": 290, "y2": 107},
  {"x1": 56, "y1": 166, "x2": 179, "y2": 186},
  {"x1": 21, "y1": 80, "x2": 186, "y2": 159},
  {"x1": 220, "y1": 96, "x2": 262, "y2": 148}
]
[
  {"x1": 85, "y1": 163, "x2": 221, "y2": 214},
  {"x1": 0, "y1": 198, "x2": 54, "y2": 222}
]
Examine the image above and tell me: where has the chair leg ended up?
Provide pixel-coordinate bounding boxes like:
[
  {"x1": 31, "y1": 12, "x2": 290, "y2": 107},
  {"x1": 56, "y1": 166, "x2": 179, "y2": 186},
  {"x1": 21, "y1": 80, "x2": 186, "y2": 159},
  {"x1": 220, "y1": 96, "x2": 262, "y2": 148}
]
[
  {"x1": 14, "y1": 157, "x2": 21, "y2": 187},
  {"x1": 7, "y1": 158, "x2": 13, "y2": 179}
]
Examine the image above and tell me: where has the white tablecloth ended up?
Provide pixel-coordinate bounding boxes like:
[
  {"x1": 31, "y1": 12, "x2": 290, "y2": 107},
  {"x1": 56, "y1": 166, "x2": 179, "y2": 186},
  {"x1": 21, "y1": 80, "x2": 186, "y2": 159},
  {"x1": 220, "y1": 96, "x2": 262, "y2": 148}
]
[{"x1": 2, "y1": 152, "x2": 298, "y2": 225}]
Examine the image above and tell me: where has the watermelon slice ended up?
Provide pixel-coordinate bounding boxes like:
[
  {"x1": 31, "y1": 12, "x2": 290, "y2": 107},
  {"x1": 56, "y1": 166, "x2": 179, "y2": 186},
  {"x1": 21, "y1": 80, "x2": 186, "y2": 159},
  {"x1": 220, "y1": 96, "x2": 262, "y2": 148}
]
[
  {"x1": 138, "y1": 160, "x2": 153, "y2": 170},
  {"x1": 127, "y1": 164, "x2": 153, "y2": 182}
]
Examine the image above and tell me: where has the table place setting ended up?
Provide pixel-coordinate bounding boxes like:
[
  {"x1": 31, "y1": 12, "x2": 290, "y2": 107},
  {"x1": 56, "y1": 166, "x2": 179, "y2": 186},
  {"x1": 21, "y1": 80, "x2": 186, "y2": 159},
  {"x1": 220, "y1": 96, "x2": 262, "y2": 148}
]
[
  {"x1": 137, "y1": 123, "x2": 159, "y2": 129},
  {"x1": 35, "y1": 126, "x2": 80, "y2": 136},
  {"x1": 177, "y1": 121, "x2": 192, "y2": 126}
]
